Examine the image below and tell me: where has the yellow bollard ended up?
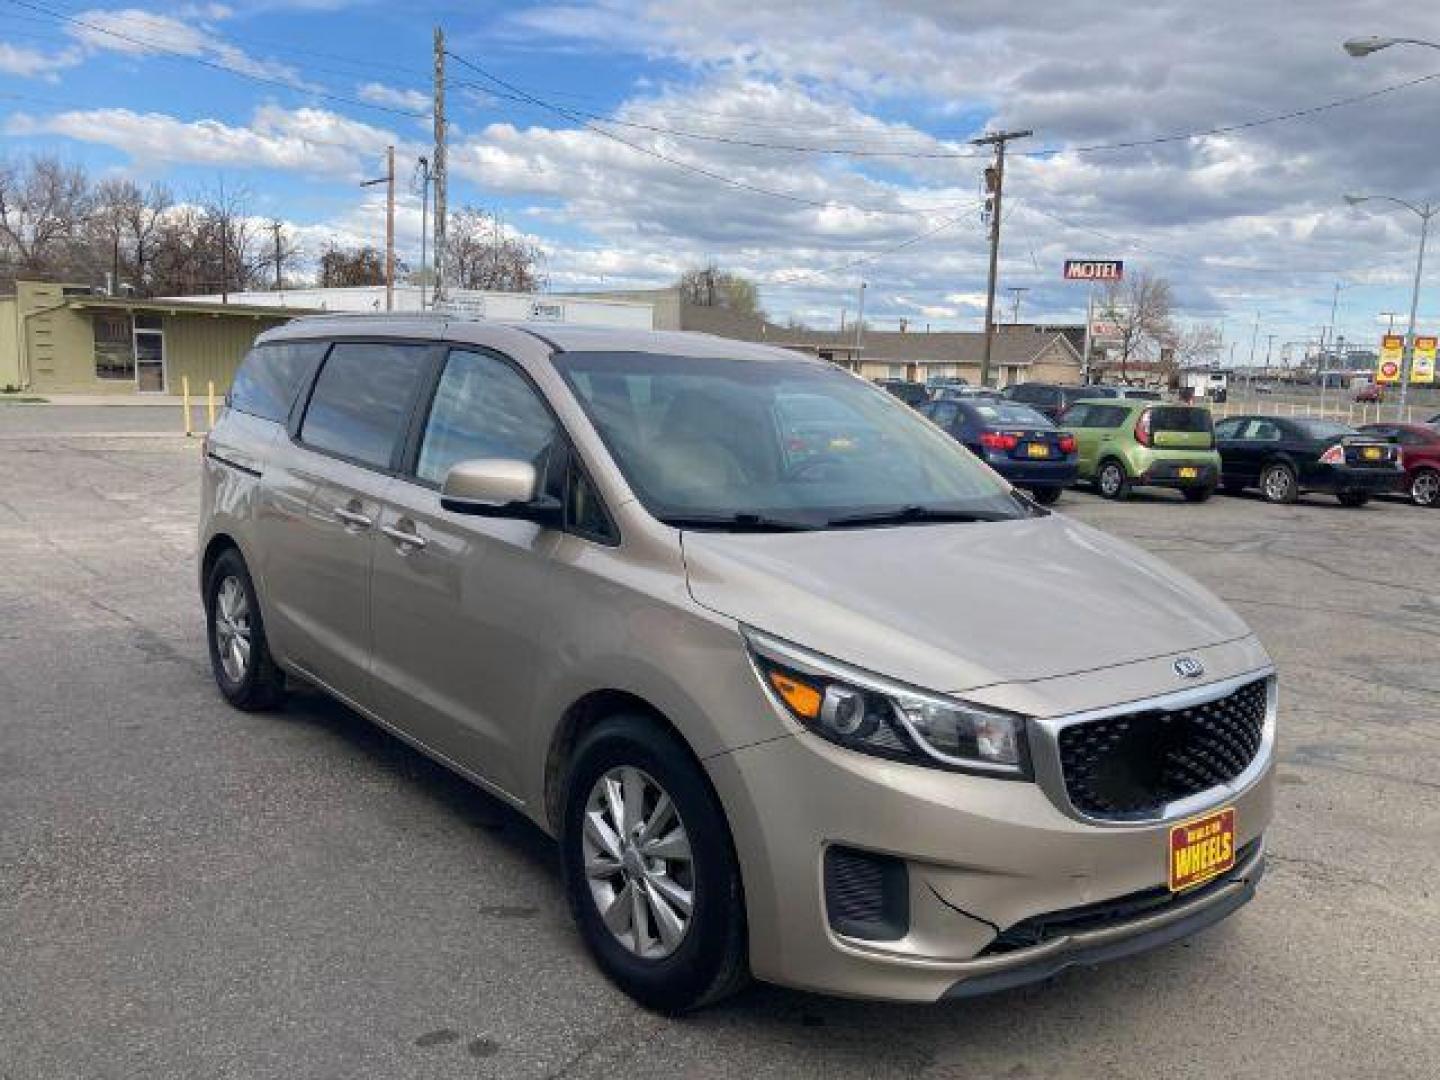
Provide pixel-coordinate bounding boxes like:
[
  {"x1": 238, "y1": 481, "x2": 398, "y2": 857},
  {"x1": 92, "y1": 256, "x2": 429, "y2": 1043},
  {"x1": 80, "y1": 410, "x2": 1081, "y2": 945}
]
[
  {"x1": 207, "y1": 380, "x2": 217, "y2": 432},
  {"x1": 182, "y1": 375, "x2": 193, "y2": 437}
]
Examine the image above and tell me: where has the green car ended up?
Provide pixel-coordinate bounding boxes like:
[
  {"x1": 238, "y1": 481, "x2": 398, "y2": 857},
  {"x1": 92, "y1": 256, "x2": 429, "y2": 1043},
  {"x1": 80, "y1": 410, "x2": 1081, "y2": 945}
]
[{"x1": 1063, "y1": 399, "x2": 1221, "y2": 501}]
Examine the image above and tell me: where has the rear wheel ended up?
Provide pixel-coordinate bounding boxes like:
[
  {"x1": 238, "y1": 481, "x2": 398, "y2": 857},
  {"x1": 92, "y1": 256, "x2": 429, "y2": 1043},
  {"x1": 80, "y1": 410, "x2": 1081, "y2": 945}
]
[
  {"x1": 1410, "y1": 468, "x2": 1440, "y2": 507},
  {"x1": 205, "y1": 548, "x2": 285, "y2": 710},
  {"x1": 1337, "y1": 491, "x2": 1371, "y2": 508},
  {"x1": 1096, "y1": 459, "x2": 1130, "y2": 500},
  {"x1": 1028, "y1": 486, "x2": 1063, "y2": 506},
  {"x1": 560, "y1": 714, "x2": 748, "y2": 1013},
  {"x1": 1183, "y1": 485, "x2": 1215, "y2": 503},
  {"x1": 1259, "y1": 462, "x2": 1298, "y2": 505}
]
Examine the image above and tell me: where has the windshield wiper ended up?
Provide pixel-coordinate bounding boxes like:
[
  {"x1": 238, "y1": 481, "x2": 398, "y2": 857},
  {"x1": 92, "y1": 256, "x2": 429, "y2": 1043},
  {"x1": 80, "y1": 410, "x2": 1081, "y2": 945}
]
[
  {"x1": 659, "y1": 512, "x2": 819, "y2": 533},
  {"x1": 825, "y1": 504, "x2": 1015, "y2": 528}
]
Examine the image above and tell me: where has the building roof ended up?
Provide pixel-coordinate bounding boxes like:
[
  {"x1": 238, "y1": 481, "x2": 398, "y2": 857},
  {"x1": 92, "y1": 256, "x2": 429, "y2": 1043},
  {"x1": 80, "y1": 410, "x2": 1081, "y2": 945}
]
[
  {"x1": 678, "y1": 303, "x2": 1080, "y2": 367},
  {"x1": 67, "y1": 295, "x2": 312, "y2": 319}
]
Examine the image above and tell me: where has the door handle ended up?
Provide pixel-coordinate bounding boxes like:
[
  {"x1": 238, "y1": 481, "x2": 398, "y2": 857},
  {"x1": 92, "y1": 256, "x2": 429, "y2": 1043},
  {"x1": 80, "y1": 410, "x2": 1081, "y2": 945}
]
[
  {"x1": 381, "y1": 523, "x2": 428, "y2": 550},
  {"x1": 334, "y1": 506, "x2": 373, "y2": 529}
]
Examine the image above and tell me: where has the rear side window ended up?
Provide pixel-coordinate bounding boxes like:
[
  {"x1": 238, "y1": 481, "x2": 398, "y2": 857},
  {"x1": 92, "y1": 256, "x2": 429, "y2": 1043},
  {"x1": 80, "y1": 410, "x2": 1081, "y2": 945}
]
[
  {"x1": 300, "y1": 342, "x2": 431, "y2": 470},
  {"x1": 229, "y1": 342, "x2": 327, "y2": 422},
  {"x1": 1149, "y1": 407, "x2": 1213, "y2": 434}
]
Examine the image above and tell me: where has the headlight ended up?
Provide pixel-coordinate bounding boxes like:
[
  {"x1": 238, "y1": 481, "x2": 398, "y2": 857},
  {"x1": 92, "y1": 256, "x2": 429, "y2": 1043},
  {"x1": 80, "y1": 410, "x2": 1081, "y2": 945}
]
[{"x1": 745, "y1": 628, "x2": 1030, "y2": 778}]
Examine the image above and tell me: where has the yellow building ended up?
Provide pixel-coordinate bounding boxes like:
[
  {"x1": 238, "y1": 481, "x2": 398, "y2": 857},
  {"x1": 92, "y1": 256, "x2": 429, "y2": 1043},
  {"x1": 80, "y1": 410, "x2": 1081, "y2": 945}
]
[{"x1": 0, "y1": 280, "x2": 307, "y2": 396}]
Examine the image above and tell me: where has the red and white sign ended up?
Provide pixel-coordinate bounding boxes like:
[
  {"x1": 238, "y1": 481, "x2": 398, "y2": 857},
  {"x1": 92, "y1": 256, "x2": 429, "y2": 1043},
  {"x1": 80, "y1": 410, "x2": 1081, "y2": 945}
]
[{"x1": 1064, "y1": 259, "x2": 1125, "y2": 282}]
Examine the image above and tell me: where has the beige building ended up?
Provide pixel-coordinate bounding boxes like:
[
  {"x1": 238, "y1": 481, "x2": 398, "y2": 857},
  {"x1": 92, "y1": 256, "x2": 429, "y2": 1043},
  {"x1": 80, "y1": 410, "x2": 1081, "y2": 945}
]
[{"x1": 0, "y1": 280, "x2": 302, "y2": 396}]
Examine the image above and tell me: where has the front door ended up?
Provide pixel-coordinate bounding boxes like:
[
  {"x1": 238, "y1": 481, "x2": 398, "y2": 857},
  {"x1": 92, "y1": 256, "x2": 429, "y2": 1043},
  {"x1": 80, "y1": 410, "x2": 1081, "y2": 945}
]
[
  {"x1": 134, "y1": 329, "x2": 165, "y2": 393},
  {"x1": 370, "y1": 346, "x2": 566, "y2": 795}
]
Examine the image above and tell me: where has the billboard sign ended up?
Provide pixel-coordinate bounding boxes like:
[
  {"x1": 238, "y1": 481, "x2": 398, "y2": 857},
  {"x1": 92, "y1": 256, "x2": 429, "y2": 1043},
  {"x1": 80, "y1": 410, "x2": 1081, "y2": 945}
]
[
  {"x1": 1413, "y1": 336, "x2": 1437, "y2": 384},
  {"x1": 1064, "y1": 259, "x2": 1124, "y2": 282},
  {"x1": 1376, "y1": 334, "x2": 1404, "y2": 384}
]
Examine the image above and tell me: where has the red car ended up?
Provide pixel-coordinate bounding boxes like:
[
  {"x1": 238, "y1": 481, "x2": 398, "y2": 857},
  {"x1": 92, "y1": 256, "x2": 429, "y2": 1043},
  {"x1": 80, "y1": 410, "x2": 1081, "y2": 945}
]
[
  {"x1": 1360, "y1": 422, "x2": 1440, "y2": 507},
  {"x1": 1354, "y1": 383, "x2": 1384, "y2": 403}
]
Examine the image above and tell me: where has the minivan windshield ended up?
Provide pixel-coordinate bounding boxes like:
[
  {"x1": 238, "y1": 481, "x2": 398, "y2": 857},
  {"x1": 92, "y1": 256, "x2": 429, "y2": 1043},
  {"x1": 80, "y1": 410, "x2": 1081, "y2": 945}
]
[{"x1": 555, "y1": 351, "x2": 1030, "y2": 529}]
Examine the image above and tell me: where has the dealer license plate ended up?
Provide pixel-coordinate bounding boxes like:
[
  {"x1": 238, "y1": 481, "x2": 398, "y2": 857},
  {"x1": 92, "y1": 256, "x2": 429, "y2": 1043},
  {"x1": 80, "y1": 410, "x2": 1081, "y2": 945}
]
[
  {"x1": 1178, "y1": 466, "x2": 1200, "y2": 480},
  {"x1": 1169, "y1": 807, "x2": 1236, "y2": 892}
]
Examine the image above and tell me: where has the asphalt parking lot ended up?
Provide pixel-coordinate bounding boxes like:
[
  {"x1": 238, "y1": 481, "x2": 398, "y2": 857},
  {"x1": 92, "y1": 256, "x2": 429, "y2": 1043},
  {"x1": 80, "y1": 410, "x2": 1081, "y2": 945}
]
[{"x1": 2, "y1": 404, "x2": 1437, "y2": 1079}]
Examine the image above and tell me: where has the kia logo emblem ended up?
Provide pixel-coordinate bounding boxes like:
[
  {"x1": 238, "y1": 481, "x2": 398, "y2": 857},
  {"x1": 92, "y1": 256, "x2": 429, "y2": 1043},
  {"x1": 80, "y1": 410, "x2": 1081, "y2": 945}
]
[{"x1": 1173, "y1": 657, "x2": 1205, "y2": 680}]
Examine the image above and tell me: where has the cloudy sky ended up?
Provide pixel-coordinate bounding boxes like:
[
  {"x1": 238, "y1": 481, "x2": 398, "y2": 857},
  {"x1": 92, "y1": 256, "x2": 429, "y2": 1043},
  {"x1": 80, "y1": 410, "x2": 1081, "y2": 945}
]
[{"x1": 3, "y1": 0, "x2": 1440, "y2": 357}]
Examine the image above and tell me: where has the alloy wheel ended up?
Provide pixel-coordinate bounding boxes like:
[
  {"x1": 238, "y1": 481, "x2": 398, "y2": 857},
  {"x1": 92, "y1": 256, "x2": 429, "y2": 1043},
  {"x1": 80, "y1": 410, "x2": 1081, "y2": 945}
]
[
  {"x1": 1413, "y1": 471, "x2": 1440, "y2": 507},
  {"x1": 213, "y1": 576, "x2": 252, "y2": 683},
  {"x1": 1100, "y1": 464, "x2": 1122, "y2": 497},
  {"x1": 582, "y1": 766, "x2": 695, "y2": 960},
  {"x1": 1263, "y1": 467, "x2": 1292, "y2": 503}
]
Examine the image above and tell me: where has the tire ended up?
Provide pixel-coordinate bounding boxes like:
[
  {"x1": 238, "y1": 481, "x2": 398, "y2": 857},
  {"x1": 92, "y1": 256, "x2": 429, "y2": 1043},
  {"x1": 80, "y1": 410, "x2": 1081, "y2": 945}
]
[
  {"x1": 1259, "y1": 462, "x2": 1298, "y2": 505},
  {"x1": 1096, "y1": 459, "x2": 1131, "y2": 500},
  {"x1": 560, "y1": 714, "x2": 748, "y2": 1014},
  {"x1": 1410, "y1": 468, "x2": 1440, "y2": 508},
  {"x1": 1183, "y1": 484, "x2": 1215, "y2": 503},
  {"x1": 1337, "y1": 491, "x2": 1370, "y2": 508},
  {"x1": 1028, "y1": 486, "x2": 1063, "y2": 506},
  {"x1": 205, "y1": 547, "x2": 286, "y2": 711}
]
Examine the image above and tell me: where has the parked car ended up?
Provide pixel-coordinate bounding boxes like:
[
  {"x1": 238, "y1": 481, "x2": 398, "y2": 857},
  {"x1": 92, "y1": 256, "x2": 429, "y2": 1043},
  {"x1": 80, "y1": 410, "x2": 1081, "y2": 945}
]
[
  {"x1": 1354, "y1": 383, "x2": 1385, "y2": 403},
  {"x1": 919, "y1": 397, "x2": 1078, "y2": 504},
  {"x1": 1358, "y1": 422, "x2": 1440, "y2": 507},
  {"x1": 1001, "y1": 382, "x2": 1113, "y2": 421},
  {"x1": 1062, "y1": 399, "x2": 1221, "y2": 501},
  {"x1": 201, "y1": 317, "x2": 1275, "y2": 1010},
  {"x1": 874, "y1": 378, "x2": 931, "y2": 408},
  {"x1": 926, "y1": 375, "x2": 969, "y2": 390},
  {"x1": 1101, "y1": 385, "x2": 1166, "y2": 401},
  {"x1": 1213, "y1": 416, "x2": 1403, "y2": 506}
]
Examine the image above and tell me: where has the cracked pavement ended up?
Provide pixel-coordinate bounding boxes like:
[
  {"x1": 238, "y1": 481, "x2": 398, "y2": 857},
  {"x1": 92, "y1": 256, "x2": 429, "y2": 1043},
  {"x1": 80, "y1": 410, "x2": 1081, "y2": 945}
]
[{"x1": 2, "y1": 406, "x2": 1436, "y2": 1079}]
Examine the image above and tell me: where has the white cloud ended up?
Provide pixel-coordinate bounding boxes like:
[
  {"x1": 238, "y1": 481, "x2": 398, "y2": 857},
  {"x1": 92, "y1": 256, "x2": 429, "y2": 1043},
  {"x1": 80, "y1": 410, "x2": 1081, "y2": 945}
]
[
  {"x1": 357, "y1": 82, "x2": 430, "y2": 112},
  {"x1": 0, "y1": 41, "x2": 82, "y2": 80}
]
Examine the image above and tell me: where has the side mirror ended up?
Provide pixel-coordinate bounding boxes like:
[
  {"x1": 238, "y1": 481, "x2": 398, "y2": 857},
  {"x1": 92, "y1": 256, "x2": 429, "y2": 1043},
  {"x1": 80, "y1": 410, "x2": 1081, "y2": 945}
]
[{"x1": 440, "y1": 458, "x2": 561, "y2": 524}]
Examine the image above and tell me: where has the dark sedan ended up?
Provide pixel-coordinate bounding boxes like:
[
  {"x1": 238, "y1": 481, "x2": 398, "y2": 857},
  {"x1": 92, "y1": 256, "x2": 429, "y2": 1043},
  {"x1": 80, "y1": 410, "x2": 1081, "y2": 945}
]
[
  {"x1": 920, "y1": 398, "x2": 1077, "y2": 504},
  {"x1": 1214, "y1": 415, "x2": 1403, "y2": 506},
  {"x1": 1001, "y1": 382, "x2": 1118, "y2": 422}
]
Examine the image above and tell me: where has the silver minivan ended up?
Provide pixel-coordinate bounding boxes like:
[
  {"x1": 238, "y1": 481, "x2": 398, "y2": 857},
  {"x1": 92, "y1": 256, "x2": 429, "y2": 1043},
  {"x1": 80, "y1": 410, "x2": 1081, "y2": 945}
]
[{"x1": 200, "y1": 315, "x2": 1275, "y2": 1011}]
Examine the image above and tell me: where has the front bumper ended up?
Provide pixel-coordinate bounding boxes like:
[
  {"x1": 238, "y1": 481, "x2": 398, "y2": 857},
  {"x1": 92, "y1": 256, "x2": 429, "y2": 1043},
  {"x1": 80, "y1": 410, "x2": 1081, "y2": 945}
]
[{"x1": 705, "y1": 640, "x2": 1276, "y2": 1003}]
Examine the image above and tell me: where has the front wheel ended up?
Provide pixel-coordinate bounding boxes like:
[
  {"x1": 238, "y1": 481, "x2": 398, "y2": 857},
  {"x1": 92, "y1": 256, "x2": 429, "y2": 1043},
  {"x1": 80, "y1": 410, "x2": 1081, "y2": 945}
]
[
  {"x1": 1337, "y1": 491, "x2": 1371, "y2": 508},
  {"x1": 1410, "y1": 468, "x2": 1440, "y2": 508},
  {"x1": 560, "y1": 715, "x2": 748, "y2": 1013},
  {"x1": 1096, "y1": 459, "x2": 1130, "y2": 500}
]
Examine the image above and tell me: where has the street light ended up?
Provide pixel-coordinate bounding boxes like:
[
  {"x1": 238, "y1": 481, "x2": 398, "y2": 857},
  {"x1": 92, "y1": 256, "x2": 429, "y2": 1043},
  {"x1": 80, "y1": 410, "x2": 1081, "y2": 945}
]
[
  {"x1": 1342, "y1": 35, "x2": 1440, "y2": 57},
  {"x1": 1344, "y1": 193, "x2": 1436, "y2": 419}
]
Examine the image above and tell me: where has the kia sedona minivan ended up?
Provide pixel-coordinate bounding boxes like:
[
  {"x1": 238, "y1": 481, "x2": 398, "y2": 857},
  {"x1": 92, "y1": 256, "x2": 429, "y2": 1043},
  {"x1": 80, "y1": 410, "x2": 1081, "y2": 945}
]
[{"x1": 200, "y1": 316, "x2": 1276, "y2": 1012}]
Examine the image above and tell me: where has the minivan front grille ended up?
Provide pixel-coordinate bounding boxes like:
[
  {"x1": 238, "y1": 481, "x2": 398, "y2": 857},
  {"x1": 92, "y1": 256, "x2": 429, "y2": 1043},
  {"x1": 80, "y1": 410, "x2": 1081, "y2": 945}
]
[{"x1": 1057, "y1": 679, "x2": 1268, "y2": 820}]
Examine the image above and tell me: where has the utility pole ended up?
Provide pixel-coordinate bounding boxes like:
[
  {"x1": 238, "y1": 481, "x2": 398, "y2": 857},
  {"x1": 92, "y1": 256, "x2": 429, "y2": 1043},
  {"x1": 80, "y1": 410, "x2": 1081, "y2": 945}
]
[
  {"x1": 1379, "y1": 310, "x2": 1399, "y2": 335},
  {"x1": 433, "y1": 27, "x2": 448, "y2": 309},
  {"x1": 854, "y1": 280, "x2": 867, "y2": 367},
  {"x1": 361, "y1": 145, "x2": 397, "y2": 312},
  {"x1": 1007, "y1": 285, "x2": 1029, "y2": 324},
  {"x1": 269, "y1": 220, "x2": 285, "y2": 292},
  {"x1": 972, "y1": 129, "x2": 1032, "y2": 387},
  {"x1": 416, "y1": 156, "x2": 432, "y2": 309}
]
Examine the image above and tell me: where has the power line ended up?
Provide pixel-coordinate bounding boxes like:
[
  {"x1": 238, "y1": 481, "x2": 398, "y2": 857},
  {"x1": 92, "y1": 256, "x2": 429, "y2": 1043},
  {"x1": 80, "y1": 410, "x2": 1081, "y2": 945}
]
[
  {"x1": 1, "y1": 0, "x2": 432, "y2": 119},
  {"x1": 762, "y1": 210, "x2": 979, "y2": 286}
]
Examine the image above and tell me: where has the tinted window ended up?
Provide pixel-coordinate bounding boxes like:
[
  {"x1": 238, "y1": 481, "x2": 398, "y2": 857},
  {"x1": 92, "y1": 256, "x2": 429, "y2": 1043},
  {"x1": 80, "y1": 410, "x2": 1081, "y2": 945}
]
[
  {"x1": 1060, "y1": 404, "x2": 1091, "y2": 427},
  {"x1": 1213, "y1": 418, "x2": 1244, "y2": 440},
  {"x1": 1149, "y1": 407, "x2": 1213, "y2": 433},
  {"x1": 929, "y1": 402, "x2": 959, "y2": 427},
  {"x1": 1292, "y1": 419, "x2": 1355, "y2": 440},
  {"x1": 1241, "y1": 419, "x2": 1282, "y2": 441},
  {"x1": 230, "y1": 341, "x2": 326, "y2": 422},
  {"x1": 970, "y1": 402, "x2": 1054, "y2": 427},
  {"x1": 300, "y1": 342, "x2": 430, "y2": 469},
  {"x1": 1077, "y1": 386, "x2": 1119, "y2": 399},
  {"x1": 1122, "y1": 389, "x2": 1163, "y2": 401},
  {"x1": 416, "y1": 349, "x2": 560, "y2": 485}
]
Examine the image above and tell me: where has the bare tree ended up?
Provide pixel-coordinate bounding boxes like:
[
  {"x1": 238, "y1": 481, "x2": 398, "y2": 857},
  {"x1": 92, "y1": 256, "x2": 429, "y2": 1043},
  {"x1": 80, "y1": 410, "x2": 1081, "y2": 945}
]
[
  {"x1": 124, "y1": 183, "x2": 173, "y2": 295},
  {"x1": 678, "y1": 261, "x2": 762, "y2": 315},
  {"x1": 1100, "y1": 270, "x2": 1174, "y2": 381},
  {"x1": 444, "y1": 206, "x2": 543, "y2": 292},
  {"x1": 318, "y1": 243, "x2": 389, "y2": 288},
  {"x1": 0, "y1": 155, "x2": 91, "y2": 283}
]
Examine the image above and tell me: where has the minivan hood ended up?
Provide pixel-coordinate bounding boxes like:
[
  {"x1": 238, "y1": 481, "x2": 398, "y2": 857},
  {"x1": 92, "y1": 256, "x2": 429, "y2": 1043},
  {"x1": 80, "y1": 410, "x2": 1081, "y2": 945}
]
[{"x1": 681, "y1": 514, "x2": 1249, "y2": 694}]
